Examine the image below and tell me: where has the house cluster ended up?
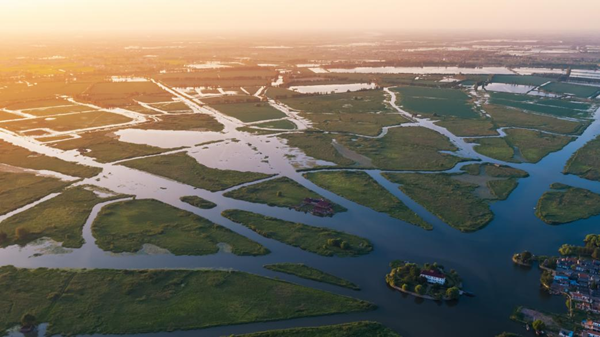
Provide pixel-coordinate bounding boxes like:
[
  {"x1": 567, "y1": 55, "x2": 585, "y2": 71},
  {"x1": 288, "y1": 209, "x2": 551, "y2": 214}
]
[
  {"x1": 549, "y1": 258, "x2": 600, "y2": 313},
  {"x1": 420, "y1": 270, "x2": 446, "y2": 285},
  {"x1": 581, "y1": 319, "x2": 600, "y2": 337},
  {"x1": 297, "y1": 198, "x2": 335, "y2": 216}
]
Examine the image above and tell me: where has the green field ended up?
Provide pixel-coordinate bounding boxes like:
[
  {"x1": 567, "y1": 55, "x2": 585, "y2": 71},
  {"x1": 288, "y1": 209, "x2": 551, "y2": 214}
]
[
  {"x1": 81, "y1": 81, "x2": 173, "y2": 107},
  {"x1": 564, "y1": 136, "x2": 600, "y2": 181},
  {"x1": 252, "y1": 119, "x2": 297, "y2": 130},
  {"x1": 265, "y1": 263, "x2": 360, "y2": 290},
  {"x1": 487, "y1": 179, "x2": 519, "y2": 200},
  {"x1": 280, "y1": 133, "x2": 355, "y2": 166},
  {"x1": 236, "y1": 321, "x2": 399, "y2": 337},
  {"x1": 338, "y1": 127, "x2": 464, "y2": 171},
  {"x1": 224, "y1": 176, "x2": 346, "y2": 213},
  {"x1": 122, "y1": 152, "x2": 273, "y2": 191},
  {"x1": 53, "y1": 131, "x2": 170, "y2": 163},
  {"x1": 222, "y1": 210, "x2": 372, "y2": 257},
  {"x1": 485, "y1": 104, "x2": 587, "y2": 135},
  {"x1": 462, "y1": 163, "x2": 529, "y2": 178},
  {"x1": 134, "y1": 114, "x2": 223, "y2": 132},
  {"x1": 180, "y1": 195, "x2": 217, "y2": 209},
  {"x1": 541, "y1": 82, "x2": 600, "y2": 99},
  {"x1": 0, "y1": 186, "x2": 123, "y2": 248},
  {"x1": 0, "y1": 266, "x2": 373, "y2": 335},
  {"x1": 393, "y1": 86, "x2": 479, "y2": 119},
  {"x1": 93, "y1": 199, "x2": 268, "y2": 255},
  {"x1": 303, "y1": 171, "x2": 431, "y2": 229},
  {"x1": 280, "y1": 90, "x2": 392, "y2": 114},
  {"x1": 22, "y1": 105, "x2": 93, "y2": 117},
  {"x1": 504, "y1": 129, "x2": 573, "y2": 163},
  {"x1": 0, "y1": 140, "x2": 101, "y2": 178},
  {"x1": 383, "y1": 173, "x2": 494, "y2": 232},
  {"x1": 535, "y1": 184, "x2": 600, "y2": 224},
  {"x1": 469, "y1": 138, "x2": 516, "y2": 162},
  {"x1": 0, "y1": 171, "x2": 68, "y2": 216},
  {"x1": 1, "y1": 111, "x2": 133, "y2": 133},
  {"x1": 212, "y1": 102, "x2": 286, "y2": 123},
  {"x1": 460, "y1": 163, "x2": 527, "y2": 200},
  {"x1": 470, "y1": 129, "x2": 573, "y2": 163},
  {"x1": 491, "y1": 75, "x2": 553, "y2": 86},
  {"x1": 304, "y1": 112, "x2": 408, "y2": 137},
  {"x1": 436, "y1": 118, "x2": 498, "y2": 137},
  {"x1": 489, "y1": 92, "x2": 592, "y2": 118}
]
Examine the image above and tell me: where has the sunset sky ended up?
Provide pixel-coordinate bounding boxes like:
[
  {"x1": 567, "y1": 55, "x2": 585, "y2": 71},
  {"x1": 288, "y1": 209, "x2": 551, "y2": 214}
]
[{"x1": 1, "y1": 0, "x2": 600, "y2": 35}]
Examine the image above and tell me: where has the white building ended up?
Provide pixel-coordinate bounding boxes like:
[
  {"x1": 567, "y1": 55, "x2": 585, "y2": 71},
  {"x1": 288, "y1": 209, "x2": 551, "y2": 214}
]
[{"x1": 420, "y1": 270, "x2": 446, "y2": 285}]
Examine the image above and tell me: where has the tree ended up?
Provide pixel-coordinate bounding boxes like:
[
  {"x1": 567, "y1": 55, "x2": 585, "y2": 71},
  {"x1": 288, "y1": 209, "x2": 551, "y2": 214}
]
[
  {"x1": 0, "y1": 231, "x2": 7, "y2": 244},
  {"x1": 446, "y1": 286, "x2": 460, "y2": 300},
  {"x1": 521, "y1": 251, "x2": 533, "y2": 262},
  {"x1": 401, "y1": 284, "x2": 409, "y2": 291},
  {"x1": 340, "y1": 241, "x2": 349, "y2": 250},
  {"x1": 15, "y1": 227, "x2": 29, "y2": 241},
  {"x1": 532, "y1": 320, "x2": 545, "y2": 332},
  {"x1": 415, "y1": 284, "x2": 425, "y2": 295},
  {"x1": 21, "y1": 313, "x2": 36, "y2": 328}
]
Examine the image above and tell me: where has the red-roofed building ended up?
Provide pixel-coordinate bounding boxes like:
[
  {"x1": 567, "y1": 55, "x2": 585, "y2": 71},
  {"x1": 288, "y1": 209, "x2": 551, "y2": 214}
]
[{"x1": 420, "y1": 270, "x2": 446, "y2": 285}]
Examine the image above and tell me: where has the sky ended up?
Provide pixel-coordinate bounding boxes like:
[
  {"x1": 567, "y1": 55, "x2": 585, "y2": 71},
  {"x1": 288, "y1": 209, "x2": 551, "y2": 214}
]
[{"x1": 1, "y1": 0, "x2": 600, "y2": 35}]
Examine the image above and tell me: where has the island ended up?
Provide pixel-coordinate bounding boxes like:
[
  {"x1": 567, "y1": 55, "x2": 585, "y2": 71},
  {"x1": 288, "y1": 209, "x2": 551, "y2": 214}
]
[{"x1": 385, "y1": 260, "x2": 462, "y2": 301}]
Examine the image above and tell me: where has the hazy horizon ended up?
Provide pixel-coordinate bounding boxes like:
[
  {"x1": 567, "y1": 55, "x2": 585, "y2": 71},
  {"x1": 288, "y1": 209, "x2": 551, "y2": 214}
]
[{"x1": 2, "y1": 0, "x2": 600, "y2": 36}]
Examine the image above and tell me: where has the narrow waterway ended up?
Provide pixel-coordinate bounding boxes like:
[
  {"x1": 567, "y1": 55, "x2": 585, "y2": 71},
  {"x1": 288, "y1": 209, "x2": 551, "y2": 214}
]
[{"x1": 2, "y1": 85, "x2": 600, "y2": 337}]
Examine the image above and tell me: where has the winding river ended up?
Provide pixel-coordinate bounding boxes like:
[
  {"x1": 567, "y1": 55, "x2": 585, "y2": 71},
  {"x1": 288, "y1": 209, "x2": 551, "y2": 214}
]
[{"x1": 2, "y1": 83, "x2": 600, "y2": 337}]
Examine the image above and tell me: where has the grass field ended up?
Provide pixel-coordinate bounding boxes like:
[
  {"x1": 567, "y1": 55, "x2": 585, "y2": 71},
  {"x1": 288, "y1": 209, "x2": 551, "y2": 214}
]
[
  {"x1": 304, "y1": 112, "x2": 408, "y2": 137},
  {"x1": 264, "y1": 263, "x2": 360, "y2": 290},
  {"x1": 564, "y1": 136, "x2": 600, "y2": 182},
  {"x1": 224, "y1": 177, "x2": 346, "y2": 213},
  {"x1": 252, "y1": 119, "x2": 297, "y2": 130},
  {"x1": 0, "y1": 81, "x2": 93, "y2": 107},
  {"x1": 339, "y1": 127, "x2": 464, "y2": 171},
  {"x1": 489, "y1": 92, "x2": 592, "y2": 118},
  {"x1": 280, "y1": 90, "x2": 392, "y2": 115},
  {"x1": 81, "y1": 82, "x2": 173, "y2": 107},
  {"x1": 0, "y1": 140, "x2": 101, "y2": 178},
  {"x1": 22, "y1": 105, "x2": 93, "y2": 117},
  {"x1": 93, "y1": 199, "x2": 268, "y2": 256},
  {"x1": 469, "y1": 138, "x2": 516, "y2": 162},
  {"x1": 541, "y1": 82, "x2": 600, "y2": 99},
  {"x1": 393, "y1": 86, "x2": 479, "y2": 119},
  {"x1": 504, "y1": 129, "x2": 573, "y2": 163},
  {"x1": 0, "y1": 111, "x2": 19, "y2": 121},
  {"x1": 280, "y1": 133, "x2": 355, "y2": 166},
  {"x1": 53, "y1": 131, "x2": 170, "y2": 163},
  {"x1": 460, "y1": 163, "x2": 527, "y2": 200},
  {"x1": 487, "y1": 179, "x2": 519, "y2": 200},
  {"x1": 485, "y1": 104, "x2": 587, "y2": 135},
  {"x1": 122, "y1": 152, "x2": 273, "y2": 191},
  {"x1": 0, "y1": 186, "x2": 123, "y2": 248},
  {"x1": 491, "y1": 75, "x2": 553, "y2": 86},
  {"x1": 0, "y1": 266, "x2": 373, "y2": 335},
  {"x1": 212, "y1": 102, "x2": 286, "y2": 123},
  {"x1": 383, "y1": 173, "x2": 494, "y2": 232},
  {"x1": 303, "y1": 171, "x2": 431, "y2": 229},
  {"x1": 470, "y1": 129, "x2": 573, "y2": 163},
  {"x1": 222, "y1": 210, "x2": 372, "y2": 257},
  {"x1": 0, "y1": 171, "x2": 68, "y2": 216},
  {"x1": 235, "y1": 321, "x2": 399, "y2": 337},
  {"x1": 535, "y1": 185, "x2": 600, "y2": 224},
  {"x1": 134, "y1": 114, "x2": 224, "y2": 132},
  {"x1": 1, "y1": 111, "x2": 132, "y2": 133},
  {"x1": 436, "y1": 118, "x2": 498, "y2": 137},
  {"x1": 180, "y1": 195, "x2": 217, "y2": 209}
]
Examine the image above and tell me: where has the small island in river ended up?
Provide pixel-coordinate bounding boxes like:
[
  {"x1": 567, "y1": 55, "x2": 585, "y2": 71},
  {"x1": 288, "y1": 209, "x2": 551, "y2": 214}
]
[{"x1": 385, "y1": 260, "x2": 462, "y2": 301}]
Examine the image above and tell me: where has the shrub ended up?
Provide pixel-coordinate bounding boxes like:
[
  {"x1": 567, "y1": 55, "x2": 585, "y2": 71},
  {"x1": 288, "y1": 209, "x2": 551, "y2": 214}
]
[{"x1": 15, "y1": 227, "x2": 30, "y2": 241}]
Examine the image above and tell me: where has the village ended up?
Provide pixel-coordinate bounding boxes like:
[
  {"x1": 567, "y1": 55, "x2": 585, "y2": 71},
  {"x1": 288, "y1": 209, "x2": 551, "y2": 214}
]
[{"x1": 545, "y1": 257, "x2": 600, "y2": 337}]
